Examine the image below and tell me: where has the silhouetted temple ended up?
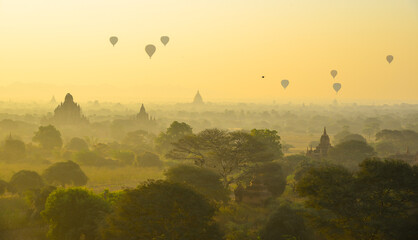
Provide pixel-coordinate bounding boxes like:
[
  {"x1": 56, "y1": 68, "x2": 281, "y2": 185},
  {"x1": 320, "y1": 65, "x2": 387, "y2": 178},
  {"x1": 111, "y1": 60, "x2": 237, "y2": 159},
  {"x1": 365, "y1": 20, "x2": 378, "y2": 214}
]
[
  {"x1": 136, "y1": 104, "x2": 155, "y2": 122},
  {"x1": 53, "y1": 93, "x2": 88, "y2": 125},
  {"x1": 193, "y1": 90, "x2": 204, "y2": 105},
  {"x1": 306, "y1": 127, "x2": 332, "y2": 159}
]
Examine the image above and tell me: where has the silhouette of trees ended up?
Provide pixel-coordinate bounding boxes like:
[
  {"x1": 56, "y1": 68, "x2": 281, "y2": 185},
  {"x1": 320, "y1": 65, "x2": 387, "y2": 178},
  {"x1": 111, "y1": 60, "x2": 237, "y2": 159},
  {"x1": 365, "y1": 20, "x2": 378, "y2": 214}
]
[
  {"x1": 8, "y1": 170, "x2": 44, "y2": 194},
  {"x1": 156, "y1": 121, "x2": 193, "y2": 153},
  {"x1": 42, "y1": 161, "x2": 88, "y2": 186},
  {"x1": 167, "y1": 129, "x2": 275, "y2": 187},
  {"x1": 42, "y1": 188, "x2": 110, "y2": 240},
  {"x1": 32, "y1": 125, "x2": 63, "y2": 150},
  {"x1": 0, "y1": 179, "x2": 7, "y2": 195},
  {"x1": 260, "y1": 204, "x2": 315, "y2": 240},
  {"x1": 101, "y1": 180, "x2": 223, "y2": 240},
  {"x1": 1, "y1": 136, "x2": 26, "y2": 162},
  {"x1": 328, "y1": 140, "x2": 375, "y2": 169},
  {"x1": 65, "y1": 137, "x2": 88, "y2": 152},
  {"x1": 296, "y1": 158, "x2": 418, "y2": 240},
  {"x1": 165, "y1": 164, "x2": 230, "y2": 202},
  {"x1": 135, "y1": 151, "x2": 163, "y2": 168}
]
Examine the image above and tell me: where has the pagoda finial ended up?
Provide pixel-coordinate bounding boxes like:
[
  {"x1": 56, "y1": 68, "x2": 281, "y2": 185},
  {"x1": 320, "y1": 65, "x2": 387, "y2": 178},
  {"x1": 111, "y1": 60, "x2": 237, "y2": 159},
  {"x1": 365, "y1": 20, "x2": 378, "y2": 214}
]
[{"x1": 324, "y1": 127, "x2": 327, "y2": 135}]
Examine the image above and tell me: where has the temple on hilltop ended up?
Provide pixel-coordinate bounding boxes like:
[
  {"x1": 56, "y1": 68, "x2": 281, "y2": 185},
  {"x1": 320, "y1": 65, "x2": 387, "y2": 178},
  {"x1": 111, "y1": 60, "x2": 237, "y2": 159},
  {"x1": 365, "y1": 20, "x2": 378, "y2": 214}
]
[
  {"x1": 192, "y1": 90, "x2": 204, "y2": 105},
  {"x1": 53, "y1": 93, "x2": 88, "y2": 125},
  {"x1": 306, "y1": 127, "x2": 332, "y2": 159},
  {"x1": 136, "y1": 104, "x2": 155, "y2": 122}
]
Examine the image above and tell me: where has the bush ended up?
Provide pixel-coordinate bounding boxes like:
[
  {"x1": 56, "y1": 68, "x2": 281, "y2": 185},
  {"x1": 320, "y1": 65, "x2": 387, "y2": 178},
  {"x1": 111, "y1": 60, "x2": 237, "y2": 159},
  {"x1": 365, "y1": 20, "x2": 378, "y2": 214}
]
[
  {"x1": 74, "y1": 150, "x2": 118, "y2": 166},
  {"x1": 261, "y1": 205, "x2": 315, "y2": 240},
  {"x1": 42, "y1": 188, "x2": 110, "y2": 240},
  {"x1": 66, "y1": 137, "x2": 89, "y2": 151},
  {"x1": 101, "y1": 180, "x2": 222, "y2": 240},
  {"x1": 165, "y1": 164, "x2": 230, "y2": 202},
  {"x1": 112, "y1": 150, "x2": 135, "y2": 165},
  {"x1": 0, "y1": 179, "x2": 8, "y2": 195},
  {"x1": 42, "y1": 161, "x2": 88, "y2": 186},
  {"x1": 8, "y1": 170, "x2": 44, "y2": 194},
  {"x1": 135, "y1": 151, "x2": 163, "y2": 168}
]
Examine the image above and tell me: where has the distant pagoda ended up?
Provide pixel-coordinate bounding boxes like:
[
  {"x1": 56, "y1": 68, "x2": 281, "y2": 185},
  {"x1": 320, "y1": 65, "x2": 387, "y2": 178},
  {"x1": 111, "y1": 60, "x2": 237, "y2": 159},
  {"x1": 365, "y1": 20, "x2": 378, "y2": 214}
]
[
  {"x1": 306, "y1": 127, "x2": 332, "y2": 159},
  {"x1": 192, "y1": 90, "x2": 204, "y2": 105},
  {"x1": 50, "y1": 96, "x2": 56, "y2": 104},
  {"x1": 136, "y1": 104, "x2": 155, "y2": 122},
  {"x1": 53, "y1": 93, "x2": 88, "y2": 125}
]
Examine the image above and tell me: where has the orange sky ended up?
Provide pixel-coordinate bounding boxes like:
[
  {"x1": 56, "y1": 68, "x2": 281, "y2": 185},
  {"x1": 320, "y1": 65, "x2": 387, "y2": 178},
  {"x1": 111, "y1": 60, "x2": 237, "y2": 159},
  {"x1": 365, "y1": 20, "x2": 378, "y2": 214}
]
[{"x1": 0, "y1": 0, "x2": 417, "y2": 102}]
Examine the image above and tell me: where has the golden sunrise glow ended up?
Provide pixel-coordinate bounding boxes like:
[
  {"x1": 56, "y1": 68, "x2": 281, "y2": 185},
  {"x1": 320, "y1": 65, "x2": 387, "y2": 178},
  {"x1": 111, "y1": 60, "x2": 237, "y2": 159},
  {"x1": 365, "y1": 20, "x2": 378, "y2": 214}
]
[{"x1": 0, "y1": 0, "x2": 417, "y2": 102}]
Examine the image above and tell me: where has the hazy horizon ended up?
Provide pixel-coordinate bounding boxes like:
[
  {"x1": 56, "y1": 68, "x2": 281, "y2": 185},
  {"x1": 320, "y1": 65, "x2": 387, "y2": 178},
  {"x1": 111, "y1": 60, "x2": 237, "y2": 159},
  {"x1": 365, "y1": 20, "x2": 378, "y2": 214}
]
[{"x1": 1, "y1": 0, "x2": 417, "y2": 103}]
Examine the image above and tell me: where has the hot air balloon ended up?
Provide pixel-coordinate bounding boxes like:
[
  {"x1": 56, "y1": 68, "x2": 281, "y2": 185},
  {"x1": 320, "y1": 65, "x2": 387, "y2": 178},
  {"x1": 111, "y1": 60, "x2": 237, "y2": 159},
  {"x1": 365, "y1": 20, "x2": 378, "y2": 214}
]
[
  {"x1": 333, "y1": 83, "x2": 341, "y2": 93},
  {"x1": 145, "y1": 44, "x2": 156, "y2": 59},
  {"x1": 330, "y1": 70, "x2": 338, "y2": 79},
  {"x1": 109, "y1": 36, "x2": 118, "y2": 46},
  {"x1": 281, "y1": 79, "x2": 289, "y2": 89},
  {"x1": 386, "y1": 55, "x2": 393, "y2": 64},
  {"x1": 161, "y1": 36, "x2": 170, "y2": 46}
]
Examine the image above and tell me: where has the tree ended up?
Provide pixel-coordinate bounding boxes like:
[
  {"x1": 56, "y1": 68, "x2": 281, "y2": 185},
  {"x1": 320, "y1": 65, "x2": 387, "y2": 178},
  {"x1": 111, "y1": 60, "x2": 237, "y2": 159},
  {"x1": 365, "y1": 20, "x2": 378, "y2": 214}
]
[
  {"x1": 155, "y1": 121, "x2": 193, "y2": 153},
  {"x1": 279, "y1": 154, "x2": 310, "y2": 177},
  {"x1": 340, "y1": 133, "x2": 366, "y2": 143},
  {"x1": 74, "y1": 150, "x2": 117, "y2": 166},
  {"x1": 122, "y1": 130, "x2": 156, "y2": 153},
  {"x1": 8, "y1": 170, "x2": 44, "y2": 194},
  {"x1": 328, "y1": 140, "x2": 375, "y2": 170},
  {"x1": 239, "y1": 162, "x2": 287, "y2": 197},
  {"x1": 375, "y1": 129, "x2": 418, "y2": 155},
  {"x1": 112, "y1": 150, "x2": 135, "y2": 165},
  {"x1": 2, "y1": 135, "x2": 26, "y2": 162},
  {"x1": 26, "y1": 185, "x2": 57, "y2": 219},
  {"x1": 167, "y1": 129, "x2": 270, "y2": 187},
  {"x1": 42, "y1": 161, "x2": 88, "y2": 186},
  {"x1": 42, "y1": 188, "x2": 110, "y2": 240},
  {"x1": 362, "y1": 117, "x2": 381, "y2": 141},
  {"x1": 0, "y1": 179, "x2": 7, "y2": 195},
  {"x1": 32, "y1": 125, "x2": 63, "y2": 150},
  {"x1": 165, "y1": 164, "x2": 230, "y2": 202},
  {"x1": 261, "y1": 205, "x2": 315, "y2": 240},
  {"x1": 250, "y1": 129, "x2": 283, "y2": 160},
  {"x1": 101, "y1": 180, "x2": 223, "y2": 240},
  {"x1": 135, "y1": 151, "x2": 164, "y2": 168},
  {"x1": 66, "y1": 137, "x2": 88, "y2": 151},
  {"x1": 296, "y1": 159, "x2": 418, "y2": 240}
]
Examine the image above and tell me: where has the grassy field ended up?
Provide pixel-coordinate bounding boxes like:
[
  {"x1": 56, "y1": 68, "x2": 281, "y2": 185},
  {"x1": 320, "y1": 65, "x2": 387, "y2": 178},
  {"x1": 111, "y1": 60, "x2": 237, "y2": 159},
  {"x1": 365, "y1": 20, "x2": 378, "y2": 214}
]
[{"x1": 0, "y1": 162, "x2": 165, "y2": 193}]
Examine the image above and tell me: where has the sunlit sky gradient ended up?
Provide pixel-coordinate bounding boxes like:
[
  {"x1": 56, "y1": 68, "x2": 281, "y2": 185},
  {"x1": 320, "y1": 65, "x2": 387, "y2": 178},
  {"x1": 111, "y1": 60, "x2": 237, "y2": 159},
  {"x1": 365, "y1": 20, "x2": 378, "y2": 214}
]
[{"x1": 0, "y1": 0, "x2": 417, "y2": 102}]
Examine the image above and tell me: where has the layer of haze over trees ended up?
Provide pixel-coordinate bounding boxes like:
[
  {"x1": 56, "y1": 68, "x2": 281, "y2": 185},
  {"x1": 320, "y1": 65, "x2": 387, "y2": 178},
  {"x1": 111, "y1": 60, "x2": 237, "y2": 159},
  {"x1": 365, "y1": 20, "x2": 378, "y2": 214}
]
[{"x1": 0, "y1": 94, "x2": 417, "y2": 240}]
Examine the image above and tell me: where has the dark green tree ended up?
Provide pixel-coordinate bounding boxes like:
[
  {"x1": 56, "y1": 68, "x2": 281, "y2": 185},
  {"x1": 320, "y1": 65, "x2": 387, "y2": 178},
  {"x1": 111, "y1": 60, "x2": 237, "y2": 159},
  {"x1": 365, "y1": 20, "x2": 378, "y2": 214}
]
[
  {"x1": 328, "y1": 140, "x2": 375, "y2": 169},
  {"x1": 66, "y1": 137, "x2": 89, "y2": 151},
  {"x1": 135, "y1": 151, "x2": 164, "y2": 168},
  {"x1": 42, "y1": 161, "x2": 88, "y2": 186},
  {"x1": 112, "y1": 150, "x2": 135, "y2": 165},
  {"x1": 296, "y1": 159, "x2": 418, "y2": 240},
  {"x1": 8, "y1": 170, "x2": 44, "y2": 194},
  {"x1": 26, "y1": 185, "x2": 57, "y2": 219},
  {"x1": 240, "y1": 162, "x2": 287, "y2": 197},
  {"x1": 42, "y1": 188, "x2": 110, "y2": 240},
  {"x1": 32, "y1": 125, "x2": 63, "y2": 150},
  {"x1": 0, "y1": 179, "x2": 7, "y2": 195},
  {"x1": 101, "y1": 180, "x2": 223, "y2": 240},
  {"x1": 340, "y1": 133, "x2": 366, "y2": 143},
  {"x1": 155, "y1": 121, "x2": 193, "y2": 153},
  {"x1": 2, "y1": 135, "x2": 26, "y2": 162},
  {"x1": 165, "y1": 164, "x2": 230, "y2": 202},
  {"x1": 261, "y1": 205, "x2": 315, "y2": 240},
  {"x1": 250, "y1": 129, "x2": 283, "y2": 160}
]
